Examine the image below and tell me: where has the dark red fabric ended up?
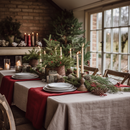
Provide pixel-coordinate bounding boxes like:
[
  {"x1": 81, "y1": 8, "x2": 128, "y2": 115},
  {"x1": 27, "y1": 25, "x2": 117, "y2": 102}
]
[
  {"x1": 114, "y1": 82, "x2": 130, "y2": 87},
  {"x1": 0, "y1": 76, "x2": 40, "y2": 105},
  {"x1": 26, "y1": 87, "x2": 88, "y2": 129}
]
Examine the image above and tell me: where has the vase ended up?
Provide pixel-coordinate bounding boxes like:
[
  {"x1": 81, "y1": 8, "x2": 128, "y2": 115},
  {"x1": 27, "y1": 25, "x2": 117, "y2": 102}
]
[
  {"x1": 54, "y1": 66, "x2": 65, "y2": 76},
  {"x1": 29, "y1": 59, "x2": 38, "y2": 67},
  {"x1": 45, "y1": 66, "x2": 66, "y2": 76},
  {"x1": 8, "y1": 35, "x2": 14, "y2": 44}
]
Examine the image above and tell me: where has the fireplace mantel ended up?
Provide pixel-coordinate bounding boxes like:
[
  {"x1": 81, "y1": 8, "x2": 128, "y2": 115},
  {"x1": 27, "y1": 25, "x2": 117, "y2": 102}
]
[{"x1": 0, "y1": 47, "x2": 39, "y2": 55}]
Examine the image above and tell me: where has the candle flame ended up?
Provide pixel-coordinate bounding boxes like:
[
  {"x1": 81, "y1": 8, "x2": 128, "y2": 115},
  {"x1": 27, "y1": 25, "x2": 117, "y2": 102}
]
[
  {"x1": 32, "y1": 32, "x2": 34, "y2": 34},
  {"x1": 77, "y1": 51, "x2": 81, "y2": 55},
  {"x1": 28, "y1": 34, "x2": 30, "y2": 35},
  {"x1": 24, "y1": 33, "x2": 26, "y2": 35},
  {"x1": 36, "y1": 33, "x2": 38, "y2": 35}
]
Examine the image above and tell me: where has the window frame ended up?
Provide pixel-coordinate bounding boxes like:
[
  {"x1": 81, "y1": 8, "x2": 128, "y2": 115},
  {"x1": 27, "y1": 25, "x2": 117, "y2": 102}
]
[{"x1": 85, "y1": 1, "x2": 130, "y2": 75}]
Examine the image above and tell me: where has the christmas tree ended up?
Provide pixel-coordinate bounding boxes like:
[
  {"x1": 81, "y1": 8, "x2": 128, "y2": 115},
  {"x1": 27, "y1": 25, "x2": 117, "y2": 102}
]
[{"x1": 51, "y1": 10, "x2": 90, "y2": 65}]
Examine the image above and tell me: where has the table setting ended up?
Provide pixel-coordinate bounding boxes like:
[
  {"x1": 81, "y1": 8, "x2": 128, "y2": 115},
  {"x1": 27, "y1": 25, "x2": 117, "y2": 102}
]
[{"x1": 0, "y1": 37, "x2": 130, "y2": 130}]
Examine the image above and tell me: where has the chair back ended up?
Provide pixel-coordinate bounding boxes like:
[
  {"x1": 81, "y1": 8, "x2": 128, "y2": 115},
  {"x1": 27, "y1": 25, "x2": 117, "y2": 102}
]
[
  {"x1": 79, "y1": 65, "x2": 99, "y2": 75},
  {"x1": 103, "y1": 69, "x2": 130, "y2": 85},
  {"x1": 0, "y1": 94, "x2": 16, "y2": 130}
]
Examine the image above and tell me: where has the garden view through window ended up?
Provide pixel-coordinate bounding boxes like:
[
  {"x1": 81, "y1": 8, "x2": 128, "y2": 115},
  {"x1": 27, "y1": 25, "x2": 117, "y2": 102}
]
[{"x1": 90, "y1": 5, "x2": 130, "y2": 74}]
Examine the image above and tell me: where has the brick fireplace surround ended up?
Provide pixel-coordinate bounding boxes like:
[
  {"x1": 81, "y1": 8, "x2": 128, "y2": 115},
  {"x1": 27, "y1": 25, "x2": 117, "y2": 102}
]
[{"x1": 0, "y1": 0, "x2": 60, "y2": 68}]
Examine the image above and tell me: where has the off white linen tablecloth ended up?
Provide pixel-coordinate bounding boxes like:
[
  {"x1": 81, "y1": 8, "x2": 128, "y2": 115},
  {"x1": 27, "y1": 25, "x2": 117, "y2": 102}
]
[
  {"x1": 0, "y1": 70, "x2": 15, "y2": 86},
  {"x1": 1, "y1": 70, "x2": 130, "y2": 130},
  {"x1": 45, "y1": 92, "x2": 130, "y2": 130}
]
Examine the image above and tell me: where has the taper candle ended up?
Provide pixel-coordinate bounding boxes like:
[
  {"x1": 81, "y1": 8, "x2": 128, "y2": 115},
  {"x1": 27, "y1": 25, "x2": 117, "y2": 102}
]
[
  {"x1": 81, "y1": 43, "x2": 84, "y2": 73},
  {"x1": 77, "y1": 51, "x2": 80, "y2": 78},
  {"x1": 27, "y1": 34, "x2": 31, "y2": 47},
  {"x1": 32, "y1": 32, "x2": 34, "y2": 46},
  {"x1": 60, "y1": 47, "x2": 62, "y2": 59},
  {"x1": 70, "y1": 48, "x2": 72, "y2": 58},
  {"x1": 36, "y1": 33, "x2": 38, "y2": 42}
]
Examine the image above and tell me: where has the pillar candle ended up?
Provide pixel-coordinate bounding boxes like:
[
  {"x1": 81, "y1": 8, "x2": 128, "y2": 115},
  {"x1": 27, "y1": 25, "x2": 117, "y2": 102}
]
[
  {"x1": 5, "y1": 63, "x2": 10, "y2": 70},
  {"x1": 77, "y1": 51, "x2": 79, "y2": 78},
  {"x1": 16, "y1": 60, "x2": 21, "y2": 66},
  {"x1": 24, "y1": 33, "x2": 27, "y2": 44},
  {"x1": 81, "y1": 44, "x2": 84, "y2": 73},
  {"x1": 28, "y1": 34, "x2": 31, "y2": 47},
  {"x1": 36, "y1": 33, "x2": 38, "y2": 42},
  {"x1": 70, "y1": 48, "x2": 72, "y2": 58},
  {"x1": 60, "y1": 47, "x2": 62, "y2": 59},
  {"x1": 32, "y1": 32, "x2": 34, "y2": 47}
]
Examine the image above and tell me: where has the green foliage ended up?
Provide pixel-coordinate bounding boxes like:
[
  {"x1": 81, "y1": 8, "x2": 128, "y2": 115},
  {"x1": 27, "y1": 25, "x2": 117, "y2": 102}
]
[
  {"x1": 0, "y1": 17, "x2": 21, "y2": 39},
  {"x1": 23, "y1": 48, "x2": 40, "y2": 63},
  {"x1": 42, "y1": 35, "x2": 75, "y2": 69},
  {"x1": 123, "y1": 87, "x2": 130, "y2": 92},
  {"x1": 50, "y1": 9, "x2": 90, "y2": 63}
]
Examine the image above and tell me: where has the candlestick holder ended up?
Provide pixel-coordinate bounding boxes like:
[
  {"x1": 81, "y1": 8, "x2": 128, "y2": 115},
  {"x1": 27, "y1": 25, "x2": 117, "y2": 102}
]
[{"x1": 77, "y1": 73, "x2": 88, "y2": 91}]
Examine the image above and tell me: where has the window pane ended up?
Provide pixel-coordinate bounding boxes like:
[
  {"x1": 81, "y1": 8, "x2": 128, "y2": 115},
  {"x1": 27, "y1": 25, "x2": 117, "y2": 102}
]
[
  {"x1": 113, "y1": 28, "x2": 119, "y2": 52},
  {"x1": 91, "y1": 31, "x2": 97, "y2": 51},
  {"x1": 105, "y1": 10, "x2": 111, "y2": 27},
  {"x1": 121, "y1": 28, "x2": 128, "y2": 53},
  {"x1": 97, "y1": 13, "x2": 102, "y2": 29},
  {"x1": 121, "y1": 55, "x2": 128, "y2": 72},
  {"x1": 105, "y1": 29, "x2": 111, "y2": 52},
  {"x1": 106, "y1": 54, "x2": 111, "y2": 69},
  {"x1": 113, "y1": 54, "x2": 119, "y2": 71},
  {"x1": 98, "y1": 53, "x2": 102, "y2": 73},
  {"x1": 121, "y1": 6, "x2": 129, "y2": 26},
  {"x1": 91, "y1": 13, "x2": 97, "y2": 30},
  {"x1": 113, "y1": 8, "x2": 119, "y2": 27},
  {"x1": 98, "y1": 31, "x2": 102, "y2": 51},
  {"x1": 91, "y1": 53, "x2": 96, "y2": 67}
]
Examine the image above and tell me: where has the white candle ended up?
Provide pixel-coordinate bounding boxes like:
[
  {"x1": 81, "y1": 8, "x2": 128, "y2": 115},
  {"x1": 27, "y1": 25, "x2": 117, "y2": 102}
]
[
  {"x1": 32, "y1": 32, "x2": 34, "y2": 46},
  {"x1": 70, "y1": 48, "x2": 72, "y2": 58},
  {"x1": 60, "y1": 47, "x2": 62, "y2": 59},
  {"x1": 77, "y1": 51, "x2": 80, "y2": 78},
  {"x1": 16, "y1": 60, "x2": 21, "y2": 66},
  {"x1": 5, "y1": 63, "x2": 9, "y2": 70},
  {"x1": 81, "y1": 43, "x2": 84, "y2": 73},
  {"x1": 36, "y1": 33, "x2": 38, "y2": 42},
  {"x1": 55, "y1": 48, "x2": 57, "y2": 55},
  {"x1": 38, "y1": 46, "x2": 42, "y2": 62},
  {"x1": 44, "y1": 50, "x2": 46, "y2": 55}
]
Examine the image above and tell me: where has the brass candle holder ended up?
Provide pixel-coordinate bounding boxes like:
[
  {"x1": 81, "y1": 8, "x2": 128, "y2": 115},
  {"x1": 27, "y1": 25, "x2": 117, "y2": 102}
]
[{"x1": 77, "y1": 73, "x2": 87, "y2": 91}]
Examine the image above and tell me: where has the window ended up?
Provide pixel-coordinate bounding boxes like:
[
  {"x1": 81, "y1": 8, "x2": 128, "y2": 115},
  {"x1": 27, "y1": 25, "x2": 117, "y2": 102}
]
[{"x1": 88, "y1": 3, "x2": 130, "y2": 74}]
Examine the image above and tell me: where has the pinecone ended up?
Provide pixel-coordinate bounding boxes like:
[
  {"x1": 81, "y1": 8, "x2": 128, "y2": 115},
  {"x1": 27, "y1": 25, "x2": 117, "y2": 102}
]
[
  {"x1": 66, "y1": 68, "x2": 73, "y2": 76},
  {"x1": 91, "y1": 88, "x2": 104, "y2": 95}
]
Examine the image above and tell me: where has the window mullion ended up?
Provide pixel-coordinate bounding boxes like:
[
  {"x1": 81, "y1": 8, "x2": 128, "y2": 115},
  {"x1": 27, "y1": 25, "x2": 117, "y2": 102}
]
[
  {"x1": 118, "y1": 55, "x2": 121, "y2": 71},
  {"x1": 128, "y1": 27, "x2": 130, "y2": 70},
  {"x1": 128, "y1": 6, "x2": 130, "y2": 25},
  {"x1": 102, "y1": 11, "x2": 105, "y2": 74},
  {"x1": 111, "y1": 54, "x2": 113, "y2": 70}
]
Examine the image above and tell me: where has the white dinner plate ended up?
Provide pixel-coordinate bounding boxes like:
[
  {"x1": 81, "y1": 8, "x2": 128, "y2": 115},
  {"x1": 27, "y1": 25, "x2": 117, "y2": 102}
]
[
  {"x1": 45, "y1": 84, "x2": 75, "y2": 90},
  {"x1": 43, "y1": 86, "x2": 77, "y2": 92},
  {"x1": 12, "y1": 73, "x2": 39, "y2": 79},
  {"x1": 47, "y1": 83, "x2": 72, "y2": 89}
]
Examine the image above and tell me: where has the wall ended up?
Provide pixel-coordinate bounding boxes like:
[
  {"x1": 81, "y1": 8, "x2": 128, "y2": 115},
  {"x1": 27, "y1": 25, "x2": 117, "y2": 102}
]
[{"x1": 0, "y1": 0, "x2": 59, "y2": 42}]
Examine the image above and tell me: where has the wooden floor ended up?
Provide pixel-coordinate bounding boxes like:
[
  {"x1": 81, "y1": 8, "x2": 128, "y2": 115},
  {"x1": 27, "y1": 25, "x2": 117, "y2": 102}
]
[{"x1": 11, "y1": 105, "x2": 46, "y2": 130}]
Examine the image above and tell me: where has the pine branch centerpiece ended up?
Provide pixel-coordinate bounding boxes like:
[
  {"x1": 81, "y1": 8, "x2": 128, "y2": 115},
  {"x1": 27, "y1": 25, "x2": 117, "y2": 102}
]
[{"x1": 41, "y1": 35, "x2": 75, "y2": 76}]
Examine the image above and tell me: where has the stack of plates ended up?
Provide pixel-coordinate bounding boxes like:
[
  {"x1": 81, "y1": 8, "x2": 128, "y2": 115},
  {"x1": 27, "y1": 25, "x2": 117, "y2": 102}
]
[
  {"x1": 43, "y1": 83, "x2": 77, "y2": 92},
  {"x1": 12, "y1": 73, "x2": 39, "y2": 79}
]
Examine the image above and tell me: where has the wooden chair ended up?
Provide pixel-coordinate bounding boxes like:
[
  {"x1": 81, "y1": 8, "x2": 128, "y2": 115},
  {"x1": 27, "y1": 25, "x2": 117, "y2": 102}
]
[
  {"x1": 79, "y1": 65, "x2": 99, "y2": 75},
  {"x1": 103, "y1": 69, "x2": 130, "y2": 85},
  {"x1": 0, "y1": 94, "x2": 16, "y2": 130}
]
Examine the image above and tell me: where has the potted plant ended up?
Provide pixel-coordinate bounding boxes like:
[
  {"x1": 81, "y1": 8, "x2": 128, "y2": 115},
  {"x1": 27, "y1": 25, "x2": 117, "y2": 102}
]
[
  {"x1": 23, "y1": 48, "x2": 40, "y2": 67},
  {"x1": 0, "y1": 17, "x2": 21, "y2": 44},
  {"x1": 41, "y1": 35, "x2": 74, "y2": 76}
]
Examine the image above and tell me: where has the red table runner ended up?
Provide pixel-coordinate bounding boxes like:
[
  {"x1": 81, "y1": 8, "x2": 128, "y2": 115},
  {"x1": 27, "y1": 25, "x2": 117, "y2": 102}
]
[
  {"x1": 0, "y1": 76, "x2": 40, "y2": 105},
  {"x1": 26, "y1": 87, "x2": 88, "y2": 129},
  {"x1": 115, "y1": 83, "x2": 130, "y2": 87}
]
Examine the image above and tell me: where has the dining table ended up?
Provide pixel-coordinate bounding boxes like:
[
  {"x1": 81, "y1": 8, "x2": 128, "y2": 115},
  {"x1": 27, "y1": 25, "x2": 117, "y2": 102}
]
[{"x1": 0, "y1": 70, "x2": 130, "y2": 130}]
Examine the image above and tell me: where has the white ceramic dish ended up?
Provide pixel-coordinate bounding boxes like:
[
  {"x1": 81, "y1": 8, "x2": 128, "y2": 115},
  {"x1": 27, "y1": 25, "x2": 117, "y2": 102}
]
[
  {"x1": 47, "y1": 83, "x2": 72, "y2": 88},
  {"x1": 43, "y1": 86, "x2": 77, "y2": 92},
  {"x1": 12, "y1": 73, "x2": 39, "y2": 79},
  {"x1": 45, "y1": 84, "x2": 75, "y2": 90}
]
